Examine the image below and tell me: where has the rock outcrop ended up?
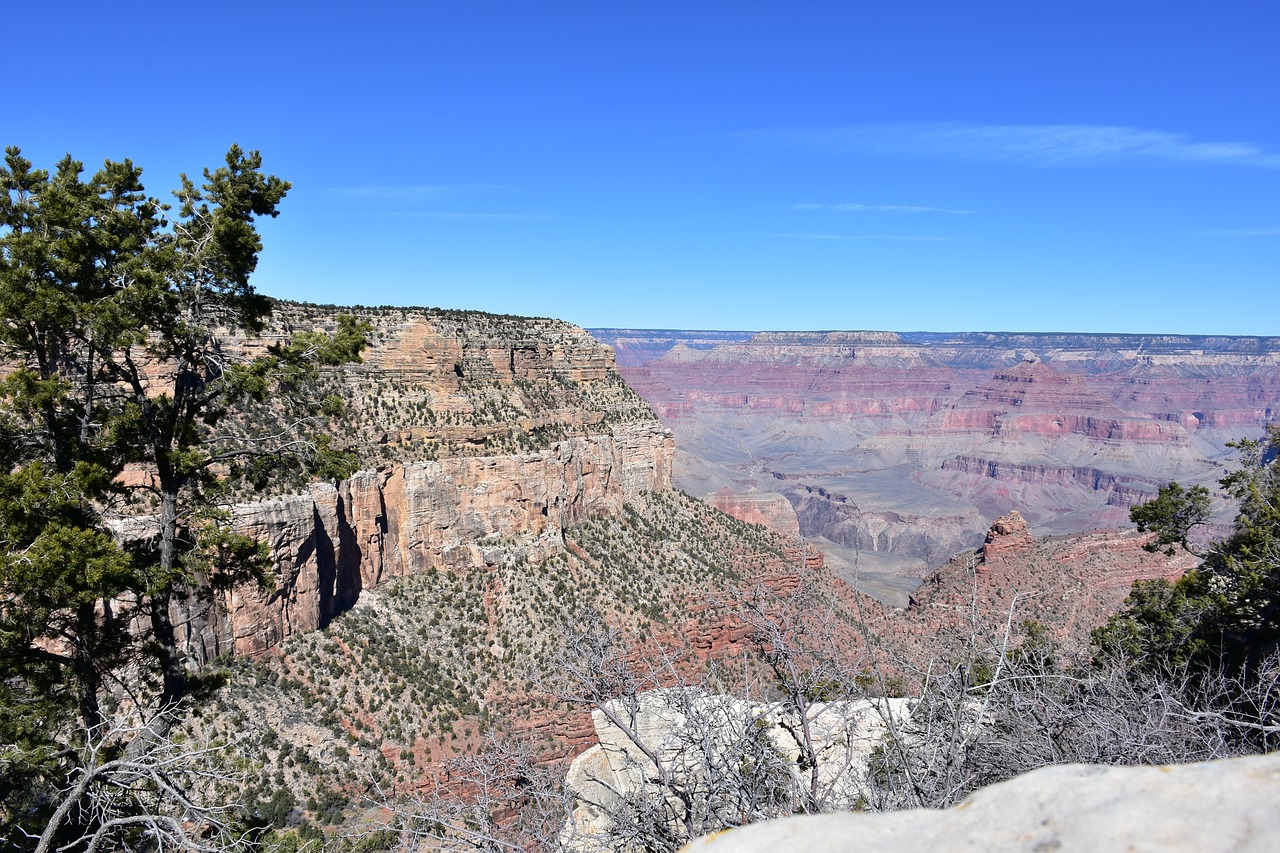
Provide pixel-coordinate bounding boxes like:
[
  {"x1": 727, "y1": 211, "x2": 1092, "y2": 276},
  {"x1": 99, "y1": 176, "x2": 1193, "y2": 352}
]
[
  {"x1": 682, "y1": 751, "x2": 1280, "y2": 853},
  {"x1": 980, "y1": 510, "x2": 1033, "y2": 563},
  {"x1": 177, "y1": 305, "x2": 673, "y2": 659},
  {"x1": 707, "y1": 488, "x2": 802, "y2": 535},
  {"x1": 563, "y1": 688, "x2": 914, "y2": 848},
  {"x1": 898, "y1": 515, "x2": 1197, "y2": 657}
]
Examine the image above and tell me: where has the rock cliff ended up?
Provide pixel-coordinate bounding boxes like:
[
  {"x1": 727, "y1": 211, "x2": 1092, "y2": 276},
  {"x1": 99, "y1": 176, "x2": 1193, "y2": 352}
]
[
  {"x1": 181, "y1": 305, "x2": 673, "y2": 659},
  {"x1": 706, "y1": 487, "x2": 801, "y2": 535},
  {"x1": 979, "y1": 509, "x2": 1033, "y2": 561}
]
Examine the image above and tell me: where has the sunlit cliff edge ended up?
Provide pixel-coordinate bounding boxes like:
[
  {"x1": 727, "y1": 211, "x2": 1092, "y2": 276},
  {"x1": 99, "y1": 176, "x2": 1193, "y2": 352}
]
[{"x1": 180, "y1": 304, "x2": 674, "y2": 660}]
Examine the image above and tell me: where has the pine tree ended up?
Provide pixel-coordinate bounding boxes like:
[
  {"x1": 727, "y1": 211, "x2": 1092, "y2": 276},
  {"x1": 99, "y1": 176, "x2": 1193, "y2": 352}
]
[{"x1": 0, "y1": 145, "x2": 367, "y2": 847}]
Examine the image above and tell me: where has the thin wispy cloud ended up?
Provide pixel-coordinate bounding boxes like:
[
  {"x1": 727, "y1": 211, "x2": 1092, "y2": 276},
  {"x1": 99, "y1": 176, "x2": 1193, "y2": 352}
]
[
  {"x1": 404, "y1": 212, "x2": 558, "y2": 222},
  {"x1": 770, "y1": 232, "x2": 949, "y2": 242},
  {"x1": 330, "y1": 183, "x2": 505, "y2": 199},
  {"x1": 330, "y1": 185, "x2": 553, "y2": 220},
  {"x1": 1198, "y1": 226, "x2": 1280, "y2": 237},
  {"x1": 741, "y1": 123, "x2": 1280, "y2": 168},
  {"x1": 792, "y1": 202, "x2": 974, "y2": 214}
]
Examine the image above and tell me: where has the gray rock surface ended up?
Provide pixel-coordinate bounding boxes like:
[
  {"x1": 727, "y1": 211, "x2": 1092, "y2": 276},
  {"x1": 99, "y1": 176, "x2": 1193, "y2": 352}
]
[
  {"x1": 563, "y1": 689, "x2": 915, "y2": 848},
  {"x1": 681, "y1": 751, "x2": 1280, "y2": 852}
]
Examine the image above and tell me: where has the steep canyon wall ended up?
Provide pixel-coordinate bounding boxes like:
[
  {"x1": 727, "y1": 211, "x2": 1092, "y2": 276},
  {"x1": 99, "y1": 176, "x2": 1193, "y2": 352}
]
[{"x1": 179, "y1": 306, "x2": 673, "y2": 660}]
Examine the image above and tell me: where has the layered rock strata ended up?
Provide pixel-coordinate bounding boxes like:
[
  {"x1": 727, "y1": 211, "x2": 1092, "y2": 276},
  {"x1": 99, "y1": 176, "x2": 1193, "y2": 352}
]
[
  {"x1": 591, "y1": 328, "x2": 1280, "y2": 576},
  {"x1": 178, "y1": 305, "x2": 673, "y2": 659},
  {"x1": 980, "y1": 509, "x2": 1034, "y2": 562},
  {"x1": 895, "y1": 512, "x2": 1197, "y2": 657},
  {"x1": 706, "y1": 487, "x2": 802, "y2": 535}
]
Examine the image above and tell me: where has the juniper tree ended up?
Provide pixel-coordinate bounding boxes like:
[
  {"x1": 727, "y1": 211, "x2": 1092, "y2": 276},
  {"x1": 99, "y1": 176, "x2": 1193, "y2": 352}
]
[
  {"x1": 0, "y1": 144, "x2": 367, "y2": 847},
  {"x1": 1097, "y1": 425, "x2": 1280, "y2": 676}
]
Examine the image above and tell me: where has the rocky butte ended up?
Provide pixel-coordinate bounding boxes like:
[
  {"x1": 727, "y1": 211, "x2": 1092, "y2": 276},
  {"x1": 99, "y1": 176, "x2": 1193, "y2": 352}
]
[{"x1": 591, "y1": 328, "x2": 1280, "y2": 604}]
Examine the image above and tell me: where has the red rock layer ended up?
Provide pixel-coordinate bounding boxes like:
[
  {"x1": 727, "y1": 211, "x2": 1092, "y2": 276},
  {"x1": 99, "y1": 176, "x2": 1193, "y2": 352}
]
[
  {"x1": 904, "y1": 515, "x2": 1197, "y2": 656},
  {"x1": 593, "y1": 329, "x2": 1280, "y2": 561},
  {"x1": 707, "y1": 488, "x2": 802, "y2": 535}
]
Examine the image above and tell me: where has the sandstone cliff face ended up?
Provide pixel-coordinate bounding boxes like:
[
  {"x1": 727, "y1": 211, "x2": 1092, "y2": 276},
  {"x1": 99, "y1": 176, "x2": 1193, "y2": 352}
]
[
  {"x1": 182, "y1": 306, "x2": 673, "y2": 659},
  {"x1": 706, "y1": 487, "x2": 801, "y2": 535},
  {"x1": 979, "y1": 509, "x2": 1033, "y2": 561}
]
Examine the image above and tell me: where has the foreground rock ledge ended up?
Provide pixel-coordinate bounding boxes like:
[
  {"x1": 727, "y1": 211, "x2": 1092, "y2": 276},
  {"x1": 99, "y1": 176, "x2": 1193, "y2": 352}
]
[{"x1": 682, "y1": 752, "x2": 1280, "y2": 852}]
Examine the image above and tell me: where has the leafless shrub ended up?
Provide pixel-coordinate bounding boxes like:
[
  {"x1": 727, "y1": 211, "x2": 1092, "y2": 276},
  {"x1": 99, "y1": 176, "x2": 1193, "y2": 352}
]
[
  {"x1": 30, "y1": 718, "x2": 252, "y2": 853},
  {"x1": 860, "y1": 607, "x2": 1280, "y2": 811},
  {"x1": 727, "y1": 561, "x2": 875, "y2": 813},
  {"x1": 373, "y1": 734, "x2": 568, "y2": 852},
  {"x1": 378, "y1": 562, "x2": 1280, "y2": 853}
]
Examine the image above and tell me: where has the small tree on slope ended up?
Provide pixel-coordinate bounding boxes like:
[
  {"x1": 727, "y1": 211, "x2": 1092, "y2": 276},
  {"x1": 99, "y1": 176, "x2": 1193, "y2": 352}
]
[{"x1": 1097, "y1": 425, "x2": 1280, "y2": 677}]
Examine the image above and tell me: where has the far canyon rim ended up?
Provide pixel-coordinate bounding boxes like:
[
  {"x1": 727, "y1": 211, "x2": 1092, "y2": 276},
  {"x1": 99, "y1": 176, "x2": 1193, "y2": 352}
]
[{"x1": 590, "y1": 329, "x2": 1280, "y2": 605}]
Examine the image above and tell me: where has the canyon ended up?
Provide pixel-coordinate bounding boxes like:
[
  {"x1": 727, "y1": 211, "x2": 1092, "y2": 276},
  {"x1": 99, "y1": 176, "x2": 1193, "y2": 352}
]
[
  {"x1": 194, "y1": 317, "x2": 1278, "y2": 658},
  {"x1": 592, "y1": 328, "x2": 1280, "y2": 603},
  {"x1": 194, "y1": 315, "x2": 1264, "y2": 674},
  {"x1": 177, "y1": 310, "x2": 1263, "y2": 842}
]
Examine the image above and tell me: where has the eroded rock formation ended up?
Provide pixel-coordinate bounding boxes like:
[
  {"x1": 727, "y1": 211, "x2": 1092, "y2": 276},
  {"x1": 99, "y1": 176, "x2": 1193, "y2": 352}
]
[
  {"x1": 563, "y1": 689, "x2": 914, "y2": 848},
  {"x1": 591, "y1": 328, "x2": 1280, "y2": 583},
  {"x1": 896, "y1": 513, "x2": 1197, "y2": 656},
  {"x1": 177, "y1": 306, "x2": 673, "y2": 659},
  {"x1": 192, "y1": 428, "x2": 671, "y2": 658},
  {"x1": 706, "y1": 487, "x2": 801, "y2": 535},
  {"x1": 980, "y1": 509, "x2": 1033, "y2": 563}
]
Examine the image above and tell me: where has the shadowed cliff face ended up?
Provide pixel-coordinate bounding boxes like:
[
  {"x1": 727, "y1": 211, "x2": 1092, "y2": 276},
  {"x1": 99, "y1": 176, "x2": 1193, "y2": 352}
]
[
  {"x1": 591, "y1": 329, "x2": 1280, "y2": 589},
  {"x1": 174, "y1": 306, "x2": 674, "y2": 660}
]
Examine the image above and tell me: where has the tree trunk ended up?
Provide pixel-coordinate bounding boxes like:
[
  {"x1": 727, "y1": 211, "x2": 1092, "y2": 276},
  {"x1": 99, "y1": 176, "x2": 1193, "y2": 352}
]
[
  {"x1": 73, "y1": 601, "x2": 103, "y2": 733},
  {"x1": 152, "y1": 487, "x2": 186, "y2": 713}
]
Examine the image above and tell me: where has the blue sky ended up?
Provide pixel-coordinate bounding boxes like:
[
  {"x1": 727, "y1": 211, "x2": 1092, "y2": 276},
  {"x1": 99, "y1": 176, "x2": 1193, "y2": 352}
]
[{"x1": 8, "y1": 1, "x2": 1278, "y2": 334}]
